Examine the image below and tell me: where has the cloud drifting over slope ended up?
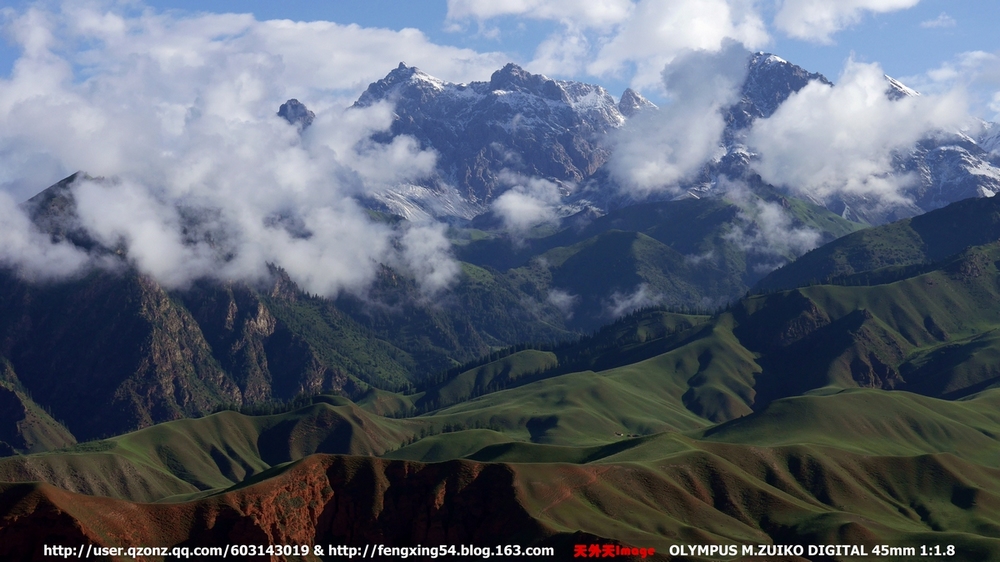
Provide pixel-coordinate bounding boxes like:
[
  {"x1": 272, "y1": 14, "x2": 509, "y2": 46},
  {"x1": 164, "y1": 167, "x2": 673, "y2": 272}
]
[
  {"x1": 748, "y1": 59, "x2": 969, "y2": 204},
  {"x1": 0, "y1": 3, "x2": 487, "y2": 295},
  {"x1": 719, "y1": 180, "x2": 821, "y2": 270},
  {"x1": 608, "y1": 42, "x2": 749, "y2": 195},
  {"x1": 0, "y1": 191, "x2": 91, "y2": 280},
  {"x1": 490, "y1": 172, "x2": 567, "y2": 235}
]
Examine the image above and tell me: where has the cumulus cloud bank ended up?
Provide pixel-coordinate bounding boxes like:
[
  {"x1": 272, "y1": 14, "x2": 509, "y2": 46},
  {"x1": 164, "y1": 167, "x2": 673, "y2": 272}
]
[
  {"x1": 608, "y1": 42, "x2": 749, "y2": 196},
  {"x1": 0, "y1": 1, "x2": 980, "y2": 296},
  {"x1": 588, "y1": 0, "x2": 766, "y2": 90},
  {"x1": 446, "y1": 0, "x2": 633, "y2": 30},
  {"x1": 748, "y1": 59, "x2": 969, "y2": 205},
  {"x1": 447, "y1": 0, "x2": 928, "y2": 93},
  {"x1": 448, "y1": 0, "x2": 766, "y2": 91},
  {"x1": 774, "y1": 0, "x2": 921, "y2": 44},
  {"x1": 0, "y1": 3, "x2": 492, "y2": 294},
  {"x1": 904, "y1": 51, "x2": 1000, "y2": 121}
]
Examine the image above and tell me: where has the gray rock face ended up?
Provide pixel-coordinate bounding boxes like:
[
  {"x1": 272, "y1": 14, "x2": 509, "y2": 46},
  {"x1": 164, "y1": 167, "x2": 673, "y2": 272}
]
[
  {"x1": 618, "y1": 88, "x2": 656, "y2": 118},
  {"x1": 979, "y1": 121, "x2": 1000, "y2": 155},
  {"x1": 727, "y1": 53, "x2": 832, "y2": 131},
  {"x1": 905, "y1": 136, "x2": 1000, "y2": 211},
  {"x1": 346, "y1": 57, "x2": 1000, "y2": 225},
  {"x1": 278, "y1": 99, "x2": 315, "y2": 130},
  {"x1": 353, "y1": 62, "x2": 625, "y2": 212}
]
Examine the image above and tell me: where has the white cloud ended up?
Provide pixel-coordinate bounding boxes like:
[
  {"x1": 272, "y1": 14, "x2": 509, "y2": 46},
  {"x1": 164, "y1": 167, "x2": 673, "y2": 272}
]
[
  {"x1": 608, "y1": 42, "x2": 749, "y2": 195},
  {"x1": 446, "y1": 0, "x2": 633, "y2": 30},
  {"x1": 920, "y1": 12, "x2": 956, "y2": 29},
  {"x1": 774, "y1": 0, "x2": 921, "y2": 44},
  {"x1": 605, "y1": 283, "x2": 662, "y2": 318},
  {"x1": 903, "y1": 51, "x2": 1000, "y2": 121},
  {"x1": 589, "y1": 0, "x2": 767, "y2": 90},
  {"x1": 74, "y1": 178, "x2": 214, "y2": 288},
  {"x1": 0, "y1": 2, "x2": 470, "y2": 295},
  {"x1": 254, "y1": 20, "x2": 509, "y2": 101},
  {"x1": 719, "y1": 180, "x2": 821, "y2": 270},
  {"x1": 528, "y1": 28, "x2": 591, "y2": 77},
  {"x1": 546, "y1": 288, "x2": 579, "y2": 319},
  {"x1": 448, "y1": 0, "x2": 766, "y2": 93},
  {"x1": 1, "y1": 4, "x2": 508, "y2": 117},
  {"x1": 747, "y1": 59, "x2": 970, "y2": 204},
  {"x1": 307, "y1": 102, "x2": 438, "y2": 189},
  {"x1": 490, "y1": 173, "x2": 567, "y2": 234},
  {"x1": 0, "y1": 191, "x2": 91, "y2": 280},
  {"x1": 397, "y1": 221, "x2": 461, "y2": 296},
  {"x1": 491, "y1": 190, "x2": 557, "y2": 232}
]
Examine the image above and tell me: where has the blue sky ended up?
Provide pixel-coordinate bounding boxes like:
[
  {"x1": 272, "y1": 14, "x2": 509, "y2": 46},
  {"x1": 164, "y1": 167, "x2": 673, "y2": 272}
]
[{"x1": 1, "y1": 0, "x2": 999, "y2": 113}]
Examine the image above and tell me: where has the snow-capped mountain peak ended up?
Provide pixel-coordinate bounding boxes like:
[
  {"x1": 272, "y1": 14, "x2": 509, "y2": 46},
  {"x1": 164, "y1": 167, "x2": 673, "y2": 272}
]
[
  {"x1": 337, "y1": 57, "x2": 1000, "y2": 225},
  {"x1": 725, "y1": 52, "x2": 832, "y2": 131},
  {"x1": 976, "y1": 121, "x2": 1000, "y2": 155},
  {"x1": 618, "y1": 88, "x2": 657, "y2": 117},
  {"x1": 353, "y1": 63, "x2": 453, "y2": 107},
  {"x1": 488, "y1": 63, "x2": 567, "y2": 102},
  {"x1": 885, "y1": 75, "x2": 920, "y2": 100},
  {"x1": 347, "y1": 63, "x2": 629, "y2": 218}
]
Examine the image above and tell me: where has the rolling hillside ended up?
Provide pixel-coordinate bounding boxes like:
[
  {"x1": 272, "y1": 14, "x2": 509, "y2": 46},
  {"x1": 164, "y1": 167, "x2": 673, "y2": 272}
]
[
  {"x1": 5, "y1": 236, "x2": 1000, "y2": 559},
  {"x1": 0, "y1": 173, "x2": 863, "y2": 446},
  {"x1": 757, "y1": 193, "x2": 1000, "y2": 291}
]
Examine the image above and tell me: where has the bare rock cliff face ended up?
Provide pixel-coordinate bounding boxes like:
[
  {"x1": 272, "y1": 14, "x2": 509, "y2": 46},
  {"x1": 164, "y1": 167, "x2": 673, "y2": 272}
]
[{"x1": 0, "y1": 270, "x2": 239, "y2": 440}]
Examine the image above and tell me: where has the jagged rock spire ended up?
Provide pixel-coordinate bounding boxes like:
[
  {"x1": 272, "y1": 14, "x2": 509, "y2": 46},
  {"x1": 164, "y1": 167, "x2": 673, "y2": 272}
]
[{"x1": 278, "y1": 99, "x2": 315, "y2": 130}]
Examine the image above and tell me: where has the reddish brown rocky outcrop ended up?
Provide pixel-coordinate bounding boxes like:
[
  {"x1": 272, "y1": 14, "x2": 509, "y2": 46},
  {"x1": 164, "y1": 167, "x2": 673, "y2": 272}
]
[{"x1": 0, "y1": 454, "x2": 550, "y2": 561}]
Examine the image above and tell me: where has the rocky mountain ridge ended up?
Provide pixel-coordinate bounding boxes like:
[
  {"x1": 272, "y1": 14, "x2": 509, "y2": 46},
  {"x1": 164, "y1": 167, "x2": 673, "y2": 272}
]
[
  {"x1": 327, "y1": 53, "x2": 1000, "y2": 225},
  {"x1": 349, "y1": 62, "x2": 639, "y2": 219}
]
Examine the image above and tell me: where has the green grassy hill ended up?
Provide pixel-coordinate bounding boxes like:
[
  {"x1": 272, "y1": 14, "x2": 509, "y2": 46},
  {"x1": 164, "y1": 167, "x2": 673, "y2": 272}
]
[
  {"x1": 457, "y1": 195, "x2": 864, "y2": 330},
  {"x1": 11, "y1": 182, "x2": 1000, "y2": 557},
  {"x1": 0, "y1": 398, "x2": 417, "y2": 502},
  {"x1": 0, "y1": 178, "x2": 865, "y2": 447},
  {"x1": 758, "y1": 193, "x2": 1000, "y2": 291},
  {"x1": 0, "y1": 361, "x2": 75, "y2": 455},
  {"x1": 4, "y1": 389, "x2": 1000, "y2": 558}
]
